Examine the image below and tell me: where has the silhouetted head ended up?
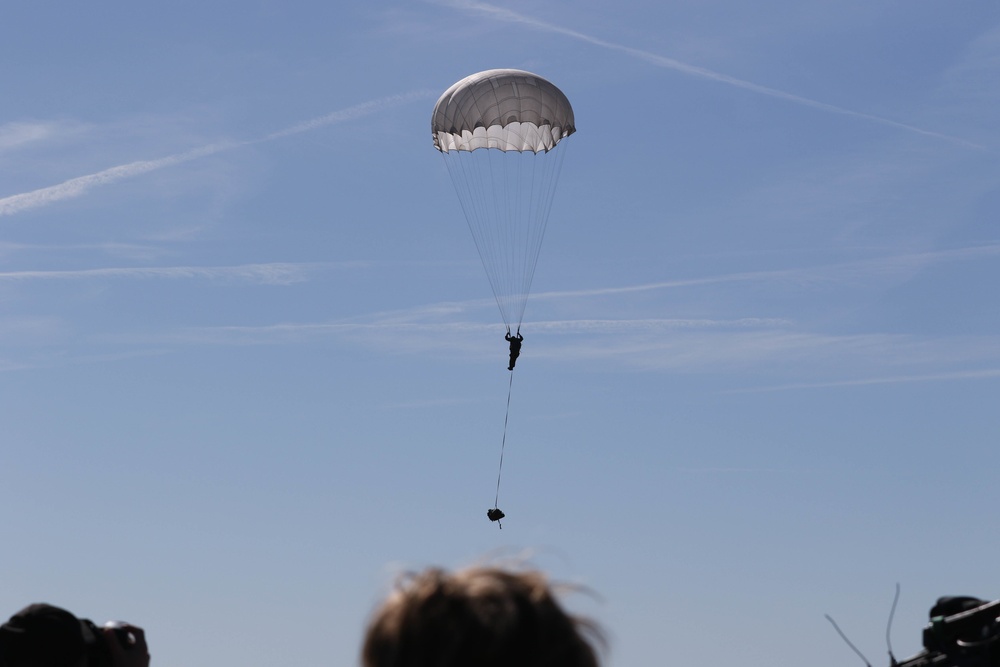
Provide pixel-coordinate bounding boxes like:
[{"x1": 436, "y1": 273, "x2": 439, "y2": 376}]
[
  {"x1": 0, "y1": 604, "x2": 87, "y2": 667},
  {"x1": 362, "y1": 566, "x2": 602, "y2": 667}
]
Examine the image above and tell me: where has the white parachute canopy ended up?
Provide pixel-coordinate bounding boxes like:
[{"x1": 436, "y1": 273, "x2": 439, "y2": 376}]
[{"x1": 432, "y1": 69, "x2": 576, "y2": 331}]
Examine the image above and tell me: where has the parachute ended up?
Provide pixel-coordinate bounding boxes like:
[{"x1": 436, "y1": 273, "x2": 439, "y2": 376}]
[
  {"x1": 431, "y1": 69, "x2": 576, "y2": 332},
  {"x1": 433, "y1": 70, "x2": 576, "y2": 528}
]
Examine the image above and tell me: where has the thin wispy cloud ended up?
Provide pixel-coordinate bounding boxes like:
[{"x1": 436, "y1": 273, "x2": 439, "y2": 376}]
[
  {"x1": 0, "y1": 316, "x2": 63, "y2": 344},
  {"x1": 0, "y1": 120, "x2": 91, "y2": 152},
  {"x1": 13, "y1": 293, "x2": 1000, "y2": 385},
  {"x1": 162, "y1": 320, "x2": 495, "y2": 345},
  {"x1": 0, "y1": 92, "x2": 434, "y2": 218},
  {"x1": 729, "y1": 368, "x2": 1000, "y2": 393},
  {"x1": 532, "y1": 243, "x2": 1000, "y2": 300},
  {"x1": 107, "y1": 313, "x2": 1000, "y2": 388},
  {"x1": 0, "y1": 348, "x2": 171, "y2": 374},
  {"x1": 0, "y1": 121, "x2": 57, "y2": 151},
  {"x1": 0, "y1": 240, "x2": 166, "y2": 259},
  {"x1": 214, "y1": 243, "x2": 990, "y2": 331},
  {"x1": 525, "y1": 317, "x2": 792, "y2": 332},
  {"x1": 107, "y1": 241, "x2": 984, "y2": 330},
  {"x1": 172, "y1": 316, "x2": 784, "y2": 343},
  {"x1": 6, "y1": 245, "x2": 997, "y2": 381},
  {"x1": 3, "y1": 239, "x2": 980, "y2": 315},
  {"x1": 439, "y1": 0, "x2": 984, "y2": 150},
  {"x1": 0, "y1": 262, "x2": 347, "y2": 285}
]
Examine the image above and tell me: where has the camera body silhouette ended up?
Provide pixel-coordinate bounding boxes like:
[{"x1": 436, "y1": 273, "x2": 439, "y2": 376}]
[{"x1": 896, "y1": 598, "x2": 1000, "y2": 667}]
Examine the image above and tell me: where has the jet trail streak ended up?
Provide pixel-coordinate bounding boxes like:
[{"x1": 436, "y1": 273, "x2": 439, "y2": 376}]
[
  {"x1": 441, "y1": 0, "x2": 984, "y2": 150},
  {"x1": 0, "y1": 91, "x2": 433, "y2": 218}
]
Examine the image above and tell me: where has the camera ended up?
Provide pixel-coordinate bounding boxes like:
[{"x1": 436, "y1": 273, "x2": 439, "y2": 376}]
[
  {"x1": 80, "y1": 618, "x2": 139, "y2": 667},
  {"x1": 0, "y1": 604, "x2": 141, "y2": 667},
  {"x1": 895, "y1": 597, "x2": 1000, "y2": 667}
]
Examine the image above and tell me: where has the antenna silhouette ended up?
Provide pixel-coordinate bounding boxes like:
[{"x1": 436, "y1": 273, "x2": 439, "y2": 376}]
[
  {"x1": 887, "y1": 583, "x2": 901, "y2": 666},
  {"x1": 826, "y1": 613, "x2": 873, "y2": 667},
  {"x1": 826, "y1": 584, "x2": 903, "y2": 667}
]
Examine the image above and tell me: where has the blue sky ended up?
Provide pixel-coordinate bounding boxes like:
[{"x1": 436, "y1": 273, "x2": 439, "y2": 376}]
[{"x1": 2, "y1": 2, "x2": 999, "y2": 666}]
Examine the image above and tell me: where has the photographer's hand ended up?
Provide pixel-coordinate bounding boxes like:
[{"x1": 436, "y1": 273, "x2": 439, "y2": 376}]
[{"x1": 103, "y1": 624, "x2": 150, "y2": 667}]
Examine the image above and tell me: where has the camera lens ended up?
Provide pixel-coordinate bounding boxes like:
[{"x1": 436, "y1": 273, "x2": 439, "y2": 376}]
[{"x1": 103, "y1": 621, "x2": 137, "y2": 647}]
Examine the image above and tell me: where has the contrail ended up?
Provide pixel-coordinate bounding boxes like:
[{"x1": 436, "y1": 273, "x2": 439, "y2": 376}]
[
  {"x1": 0, "y1": 143, "x2": 238, "y2": 217},
  {"x1": 264, "y1": 90, "x2": 433, "y2": 140},
  {"x1": 0, "y1": 91, "x2": 434, "y2": 218},
  {"x1": 440, "y1": 0, "x2": 984, "y2": 150}
]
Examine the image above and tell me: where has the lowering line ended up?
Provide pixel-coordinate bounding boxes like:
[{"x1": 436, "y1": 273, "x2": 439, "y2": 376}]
[
  {"x1": 488, "y1": 370, "x2": 514, "y2": 529},
  {"x1": 495, "y1": 370, "x2": 514, "y2": 506}
]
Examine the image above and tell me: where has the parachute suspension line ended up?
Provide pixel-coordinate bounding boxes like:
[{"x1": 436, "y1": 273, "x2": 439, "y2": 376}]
[
  {"x1": 513, "y1": 147, "x2": 537, "y2": 329},
  {"x1": 490, "y1": 146, "x2": 514, "y2": 327},
  {"x1": 494, "y1": 368, "x2": 514, "y2": 508},
  {"x1": 442, "y1": 152, "x2": 508, "y2": 326},
  {"x1": 504, "y1": 147, "x2": 517, "y2": 326},
  {"x1": 441, "y1": 143, "x2": 569, "y2": 332},
  {"x1": 513, "y1": 143, "x2": 568, "y2": 329},
  {"x1": 496, "y1": 149, "x2": 525, "y2": 329},
  {"x1": 481, "y1": 150, "x2": 507, "y2": 323}
]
